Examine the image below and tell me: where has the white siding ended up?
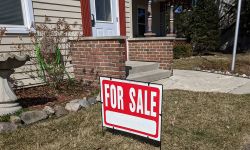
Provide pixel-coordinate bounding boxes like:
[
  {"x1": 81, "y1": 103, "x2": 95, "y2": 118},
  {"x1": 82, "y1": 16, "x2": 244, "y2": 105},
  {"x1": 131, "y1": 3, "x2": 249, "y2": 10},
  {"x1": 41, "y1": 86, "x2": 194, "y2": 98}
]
[
  {"x1": 0, "y1": 0, "x2": 82, "y2": 88},
  {"x1": 125, "y1": 0, "x2": 133, "y2": 37}
]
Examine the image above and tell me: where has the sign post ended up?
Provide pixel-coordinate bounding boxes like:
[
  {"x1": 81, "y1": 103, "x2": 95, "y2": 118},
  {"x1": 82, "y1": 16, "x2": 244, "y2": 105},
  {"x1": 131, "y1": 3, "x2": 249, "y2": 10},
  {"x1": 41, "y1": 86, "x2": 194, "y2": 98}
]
[{"x1": 100, "y1": 77, "x2": 163, "y2": 145}]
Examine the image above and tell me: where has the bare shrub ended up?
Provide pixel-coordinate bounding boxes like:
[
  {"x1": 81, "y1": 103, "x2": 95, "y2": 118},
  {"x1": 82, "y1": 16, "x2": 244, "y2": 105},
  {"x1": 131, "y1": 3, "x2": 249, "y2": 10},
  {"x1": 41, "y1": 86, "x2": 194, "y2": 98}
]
[{"x1": 28, "y1": 17, "x2": 80, "y2": 90}]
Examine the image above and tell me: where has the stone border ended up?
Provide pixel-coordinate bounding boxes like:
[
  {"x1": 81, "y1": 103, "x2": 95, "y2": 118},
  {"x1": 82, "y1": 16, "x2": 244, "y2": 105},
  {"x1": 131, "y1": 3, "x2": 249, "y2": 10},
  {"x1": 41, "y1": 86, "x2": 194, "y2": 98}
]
[
  {"x1": 193, "y1": 68, "x2": 250, "y2": 79},
  {"x1": 0, "y1": 96, "x2": 99, "y2": 133}
]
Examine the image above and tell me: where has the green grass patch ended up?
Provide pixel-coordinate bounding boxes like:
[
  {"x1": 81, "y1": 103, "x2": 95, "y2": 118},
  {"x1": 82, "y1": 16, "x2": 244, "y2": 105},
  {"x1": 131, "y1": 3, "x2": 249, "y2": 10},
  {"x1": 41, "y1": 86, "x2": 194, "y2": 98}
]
[
  {"x1": 0, "y1": 108, "x2": 29, "y2": 122},
  {"x1": 0, "y1": 90, "x2": 249, "y2": 149}
]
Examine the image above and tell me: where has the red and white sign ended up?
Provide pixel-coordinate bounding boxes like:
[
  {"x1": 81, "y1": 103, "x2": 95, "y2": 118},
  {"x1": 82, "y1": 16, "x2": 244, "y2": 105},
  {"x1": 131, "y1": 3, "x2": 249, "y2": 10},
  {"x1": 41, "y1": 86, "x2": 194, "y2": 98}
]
[{"x1": 100, "y1": 77, "x2": 163, "y2": 141}]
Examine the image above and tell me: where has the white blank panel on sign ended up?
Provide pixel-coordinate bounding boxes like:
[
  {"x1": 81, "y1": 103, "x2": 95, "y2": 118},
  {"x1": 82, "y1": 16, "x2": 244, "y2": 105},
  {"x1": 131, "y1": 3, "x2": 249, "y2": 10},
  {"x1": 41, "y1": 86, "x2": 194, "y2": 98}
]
[{"x1": 106, "y1": 111, "x2": 157, "y2": 135}]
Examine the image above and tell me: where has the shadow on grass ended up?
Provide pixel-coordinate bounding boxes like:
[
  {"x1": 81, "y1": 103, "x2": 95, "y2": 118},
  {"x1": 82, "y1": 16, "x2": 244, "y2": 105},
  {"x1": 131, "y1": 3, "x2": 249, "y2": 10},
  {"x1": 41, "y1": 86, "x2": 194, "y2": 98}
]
[
  {"x1": 17, "y1": 97, "x2": 57, "y2": 108},
  {"x1": 105, "y1": 128, "x2": 161, "y2": 148}
]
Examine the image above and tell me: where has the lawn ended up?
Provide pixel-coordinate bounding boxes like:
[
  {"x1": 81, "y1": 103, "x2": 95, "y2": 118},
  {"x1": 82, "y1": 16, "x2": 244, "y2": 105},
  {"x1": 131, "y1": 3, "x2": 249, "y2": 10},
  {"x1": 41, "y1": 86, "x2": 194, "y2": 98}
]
[
  {"x1": 174, "y1": 52, "x2": 250, "y2": 76},
  {"x1": 0, "y1": 90, "x2": 249, "y2": 150}
]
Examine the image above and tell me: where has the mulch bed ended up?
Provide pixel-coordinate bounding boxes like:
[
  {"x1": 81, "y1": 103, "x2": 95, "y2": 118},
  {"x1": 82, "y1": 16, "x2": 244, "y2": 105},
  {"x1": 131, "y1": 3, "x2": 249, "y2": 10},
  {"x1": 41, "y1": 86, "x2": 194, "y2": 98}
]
[{"x1": 15, "y1": 83, "x2": 95, "y2": 110}]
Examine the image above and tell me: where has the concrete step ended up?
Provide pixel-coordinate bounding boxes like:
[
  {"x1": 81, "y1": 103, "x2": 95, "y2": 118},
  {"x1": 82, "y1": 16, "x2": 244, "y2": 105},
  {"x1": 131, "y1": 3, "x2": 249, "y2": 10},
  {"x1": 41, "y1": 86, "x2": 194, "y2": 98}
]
[
  {"x1": 126, "y1": 69, "x2": 172, "y2": 82},
  {"x1": 125, "y1": 61, "x2": 159, "y2": 75}
]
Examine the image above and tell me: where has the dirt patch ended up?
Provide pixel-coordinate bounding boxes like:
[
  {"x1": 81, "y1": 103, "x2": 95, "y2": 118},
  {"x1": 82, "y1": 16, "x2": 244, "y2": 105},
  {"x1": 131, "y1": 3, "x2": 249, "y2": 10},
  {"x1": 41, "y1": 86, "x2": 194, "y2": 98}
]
[{"x1": 15, "y1": 83, "x2": 96, "y2": 110}]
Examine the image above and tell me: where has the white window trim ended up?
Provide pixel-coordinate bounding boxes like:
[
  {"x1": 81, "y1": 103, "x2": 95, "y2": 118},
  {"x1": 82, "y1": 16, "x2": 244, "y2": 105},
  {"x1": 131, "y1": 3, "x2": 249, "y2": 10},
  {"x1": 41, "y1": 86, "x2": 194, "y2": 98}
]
[{"x1": 0, "y1": 0, "x2": 35, "y2": 34}]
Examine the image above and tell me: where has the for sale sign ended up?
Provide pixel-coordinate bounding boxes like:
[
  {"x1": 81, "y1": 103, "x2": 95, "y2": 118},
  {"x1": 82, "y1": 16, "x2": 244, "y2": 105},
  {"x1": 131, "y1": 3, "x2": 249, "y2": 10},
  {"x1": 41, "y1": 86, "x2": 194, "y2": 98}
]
[{"x1": 100, "y1": 77, "x2": 163, "y2": 141}]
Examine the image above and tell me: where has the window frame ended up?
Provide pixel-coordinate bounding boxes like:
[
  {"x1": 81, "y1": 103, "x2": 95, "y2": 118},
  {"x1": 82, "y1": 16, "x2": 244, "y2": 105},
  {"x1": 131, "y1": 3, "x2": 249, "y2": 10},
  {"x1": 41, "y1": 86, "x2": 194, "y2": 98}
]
[
  {"x1": 94, "y1": 0, "x2": 114, "y2": 23},
  {"x1": 0, "y1": 0, "x2": 34, "y2": 34}
]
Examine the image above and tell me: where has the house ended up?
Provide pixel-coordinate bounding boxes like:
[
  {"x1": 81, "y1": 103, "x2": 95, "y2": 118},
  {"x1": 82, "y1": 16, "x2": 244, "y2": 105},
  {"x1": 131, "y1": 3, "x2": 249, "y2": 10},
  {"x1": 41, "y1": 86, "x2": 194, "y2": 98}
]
[
  {"x1": 0, "y1": 0, "x2": 83, "y2": 88},
  {"x1": 73, "y1": 0, "x2": 188, "y2": 85},
  {"x1": 0, "y1": 0, "x2": 188, "y2": 88},
  {"x1": 81, "y1": 0, "x2": 192, "y2": 37}
]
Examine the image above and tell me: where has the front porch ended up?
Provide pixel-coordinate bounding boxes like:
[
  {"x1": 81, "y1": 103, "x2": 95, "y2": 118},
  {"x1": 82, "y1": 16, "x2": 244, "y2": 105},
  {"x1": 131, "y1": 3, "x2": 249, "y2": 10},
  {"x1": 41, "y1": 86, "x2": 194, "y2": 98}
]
[
  {"x1": 70, "y1": 36, "x2": 186, "y2": 85},
  {"x1": 72, "y1": 0, "x2": 189, "y2": 85},
  {"x1": 129, "y1": 0, "x2": 192, "y2": 38}
]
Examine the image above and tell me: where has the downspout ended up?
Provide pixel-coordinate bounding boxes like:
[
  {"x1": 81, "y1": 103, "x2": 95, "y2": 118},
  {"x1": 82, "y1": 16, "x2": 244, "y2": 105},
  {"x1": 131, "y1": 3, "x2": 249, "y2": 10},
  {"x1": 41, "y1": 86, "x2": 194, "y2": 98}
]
[{"x1": 126, "y1": 39, "x2": 129, "y2": 61}]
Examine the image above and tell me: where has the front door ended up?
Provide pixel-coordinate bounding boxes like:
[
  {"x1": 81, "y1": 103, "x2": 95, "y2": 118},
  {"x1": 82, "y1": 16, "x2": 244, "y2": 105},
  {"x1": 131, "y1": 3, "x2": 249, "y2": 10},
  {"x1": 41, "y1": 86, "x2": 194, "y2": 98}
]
[{"x1": 90, "y1": 0, "x2": 119, "y2": 37}]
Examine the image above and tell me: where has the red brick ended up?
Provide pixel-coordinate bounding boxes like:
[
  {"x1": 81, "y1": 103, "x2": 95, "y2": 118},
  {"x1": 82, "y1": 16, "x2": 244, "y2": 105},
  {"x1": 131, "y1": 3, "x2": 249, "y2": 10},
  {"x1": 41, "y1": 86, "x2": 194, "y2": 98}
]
[
  {"x1": 128, "y1": 39, "x2": 176, "y2": 70},
  {"x1": 71, "y1": 39, "x2": 126, "y2": 87}
]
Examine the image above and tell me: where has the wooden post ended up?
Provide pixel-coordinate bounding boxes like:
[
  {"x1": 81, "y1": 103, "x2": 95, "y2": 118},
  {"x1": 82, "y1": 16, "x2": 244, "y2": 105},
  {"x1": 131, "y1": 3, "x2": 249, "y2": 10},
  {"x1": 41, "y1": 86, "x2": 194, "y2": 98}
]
[
  {"x1": 144, "y1": 0, "x2": 156, "y2": 37},
  {"x1": 167, "y1": 4, "x2": 176, "y2": 37}
]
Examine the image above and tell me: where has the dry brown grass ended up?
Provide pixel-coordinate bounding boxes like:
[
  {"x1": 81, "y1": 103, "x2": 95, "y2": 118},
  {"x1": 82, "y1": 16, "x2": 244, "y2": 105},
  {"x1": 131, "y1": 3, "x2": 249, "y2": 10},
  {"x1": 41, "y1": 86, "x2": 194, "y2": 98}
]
[
  {"x1": 174, "y1": 52, "x2": 250, "y2": 76},
  {"x1": 0, "y1": 90, "x2": 250, "y2": 150}
]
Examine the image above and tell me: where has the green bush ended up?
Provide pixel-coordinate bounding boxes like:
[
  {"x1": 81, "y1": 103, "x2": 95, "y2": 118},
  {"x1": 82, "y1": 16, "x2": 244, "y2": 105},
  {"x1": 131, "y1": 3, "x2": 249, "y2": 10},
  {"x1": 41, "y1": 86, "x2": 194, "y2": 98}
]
[
  {"x1": 190, "y1": 0, "x2": 220, "y2": 53},
  {"x1": 175, "y1": 0, "x2": 220, "y2": 54},
  {"x1": 173, "y1": 44, "x2": 193, "y2": 59}
]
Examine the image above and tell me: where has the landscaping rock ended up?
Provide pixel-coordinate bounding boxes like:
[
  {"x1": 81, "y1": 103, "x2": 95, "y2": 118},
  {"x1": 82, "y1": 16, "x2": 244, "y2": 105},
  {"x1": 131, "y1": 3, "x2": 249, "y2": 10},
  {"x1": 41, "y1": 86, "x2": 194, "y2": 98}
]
[
  {"x1": 96, "y1": 93, "x2": 101, "y2": 102},
  {"x1": 10, "y1": 116, "x2": 22, "y2": 125},
  {"x1": 20, "y1": 111, "x2": 48, "y2": 125},
  {"x1": 193, "y1": 67, "x2": 201, "y2": 71},
  {"x1": 242, "y1": 74, "x2": 247, "y2": 78},
  {"x1": 65, "y1": 102, "x2": 81, "y2": 112},
  {"x1": 87, "y1": 96, "x2": 97, "y2": 105},
  {"x1": 43, "y1": 106, "x2": 55, "y2": 116},
  {"x1": 0, "y1": 122, "x2": 17, "y2": 133},
  {"x1": 69, "y1": 98, "x2": 90, "y2": 108},
  {"x1": 78, "y1": 100, "x2": 90, "y2": 108},
  {"x1": 70, "y1": 99, "x2": 80, "y2": 103},
  {"x1": 54, "y1": 105, "x2": 68, "y2": 117},
  {"x1": 225, "y1": 71, "x2": 231, "y2": 75}
]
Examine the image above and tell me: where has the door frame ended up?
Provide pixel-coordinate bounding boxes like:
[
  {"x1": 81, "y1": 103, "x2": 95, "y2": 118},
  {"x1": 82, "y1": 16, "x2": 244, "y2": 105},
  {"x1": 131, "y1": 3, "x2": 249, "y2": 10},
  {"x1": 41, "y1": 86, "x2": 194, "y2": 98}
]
[{"x1": 81, "y1": 0, "x2": 126, "y2": 37}]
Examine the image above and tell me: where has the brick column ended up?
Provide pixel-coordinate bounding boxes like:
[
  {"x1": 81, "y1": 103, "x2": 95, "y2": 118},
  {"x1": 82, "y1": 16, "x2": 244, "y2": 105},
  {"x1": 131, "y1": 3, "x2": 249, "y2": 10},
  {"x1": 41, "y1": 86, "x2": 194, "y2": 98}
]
[{"x1": 70, "y1": 37, "x2": 126, "y2": 86}]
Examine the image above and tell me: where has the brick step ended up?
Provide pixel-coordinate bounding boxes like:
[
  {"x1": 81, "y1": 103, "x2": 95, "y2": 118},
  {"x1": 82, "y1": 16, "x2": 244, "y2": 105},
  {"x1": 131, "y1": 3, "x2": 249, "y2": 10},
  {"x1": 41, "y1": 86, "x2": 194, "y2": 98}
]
[
  {"x1": 125, "y1": 61, "x2": 159, "y2": 75},
  {"x1": 126, "y1": 69, "x2": 172, "y2": 82}
]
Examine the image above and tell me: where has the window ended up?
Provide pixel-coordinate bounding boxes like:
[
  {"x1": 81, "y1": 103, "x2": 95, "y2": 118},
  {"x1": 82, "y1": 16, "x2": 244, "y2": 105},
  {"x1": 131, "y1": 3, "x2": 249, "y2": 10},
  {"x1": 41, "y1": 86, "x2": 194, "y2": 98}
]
[
  {"x1": 95, "y1": 0, "x2": 112, "y2": 22},
  {"x1": 137, "y1": 8, "x2": 146, "y2": 36},
  {"x1": 0, "y1": 0, "x2": 34, "y2": 33}
]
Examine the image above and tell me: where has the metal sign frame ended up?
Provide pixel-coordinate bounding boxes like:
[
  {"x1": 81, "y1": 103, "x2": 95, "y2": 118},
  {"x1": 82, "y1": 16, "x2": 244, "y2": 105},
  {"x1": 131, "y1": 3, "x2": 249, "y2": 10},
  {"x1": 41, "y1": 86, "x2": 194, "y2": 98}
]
[{"x1": 100, "y1": 77, "x2": 163, "y2": 147}]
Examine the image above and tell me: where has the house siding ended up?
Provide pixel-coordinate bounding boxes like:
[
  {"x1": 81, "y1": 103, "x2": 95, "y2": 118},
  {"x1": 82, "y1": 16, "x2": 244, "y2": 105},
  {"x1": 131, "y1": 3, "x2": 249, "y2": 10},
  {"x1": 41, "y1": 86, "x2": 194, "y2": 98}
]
[
  {"x1": 125, "y1": 0, "x2": 133, "y2": 37},
  {"x1": 0, "y1": 0, "x2": 82, "y2": 88}
]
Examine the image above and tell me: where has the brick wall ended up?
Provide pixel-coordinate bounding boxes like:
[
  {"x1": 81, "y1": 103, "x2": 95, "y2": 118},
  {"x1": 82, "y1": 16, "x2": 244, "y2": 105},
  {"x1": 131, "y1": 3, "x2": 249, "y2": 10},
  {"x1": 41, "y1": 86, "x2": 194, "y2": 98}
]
[
  {"x1": 70, "y1": 37, "x2": 126, "y2": 86},
  {"x1": 128, "y1": 38, "x2": 176, "y2": 70},
  {"x1": 174, "y1": 39, "x2": 188, "y2": 46}
]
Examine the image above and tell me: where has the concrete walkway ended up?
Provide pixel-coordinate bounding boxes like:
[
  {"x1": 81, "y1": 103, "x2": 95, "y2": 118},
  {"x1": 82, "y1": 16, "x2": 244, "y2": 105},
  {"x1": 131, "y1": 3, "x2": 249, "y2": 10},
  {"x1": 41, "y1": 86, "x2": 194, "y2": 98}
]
[{"x1": 154, "y1": 70, "x2": 250, "y2": 94}]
